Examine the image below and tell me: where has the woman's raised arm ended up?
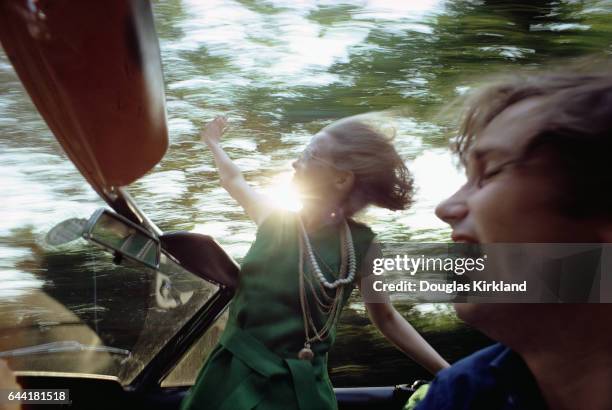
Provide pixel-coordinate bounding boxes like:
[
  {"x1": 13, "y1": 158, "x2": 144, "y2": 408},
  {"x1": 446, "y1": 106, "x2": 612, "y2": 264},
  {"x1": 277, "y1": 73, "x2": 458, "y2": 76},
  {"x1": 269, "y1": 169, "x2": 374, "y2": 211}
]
[{"x1": 201, "y1": 116, "x2": 271, "y2": 226}]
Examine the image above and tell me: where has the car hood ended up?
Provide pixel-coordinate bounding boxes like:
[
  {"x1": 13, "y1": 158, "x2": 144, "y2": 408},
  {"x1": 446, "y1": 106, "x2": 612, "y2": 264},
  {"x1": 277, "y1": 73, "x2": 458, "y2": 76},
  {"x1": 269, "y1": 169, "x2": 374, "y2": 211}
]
[{"x1": 0, "y1": 0, "x2": 168, "y2": 195}]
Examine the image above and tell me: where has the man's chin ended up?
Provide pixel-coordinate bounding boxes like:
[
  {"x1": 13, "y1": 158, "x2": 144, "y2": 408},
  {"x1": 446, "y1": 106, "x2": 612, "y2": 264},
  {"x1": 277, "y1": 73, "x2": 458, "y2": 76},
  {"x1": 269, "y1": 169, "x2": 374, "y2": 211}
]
[
  {"x1": 453, "y1": 303, "x2": 535, "y2": 341},
  {"x1": 453, "y1": 302, "x2": 479, "y2": 324},
  {"x1": 453, "y1": 303, "x2": 517, "y2": 327}
]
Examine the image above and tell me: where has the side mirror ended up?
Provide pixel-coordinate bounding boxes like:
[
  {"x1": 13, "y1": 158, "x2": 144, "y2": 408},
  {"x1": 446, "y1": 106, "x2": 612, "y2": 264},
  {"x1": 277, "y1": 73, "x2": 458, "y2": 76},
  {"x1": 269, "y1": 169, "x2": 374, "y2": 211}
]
[{"x1": 82, "y1": 208, "x2": 160, "y2": 269}]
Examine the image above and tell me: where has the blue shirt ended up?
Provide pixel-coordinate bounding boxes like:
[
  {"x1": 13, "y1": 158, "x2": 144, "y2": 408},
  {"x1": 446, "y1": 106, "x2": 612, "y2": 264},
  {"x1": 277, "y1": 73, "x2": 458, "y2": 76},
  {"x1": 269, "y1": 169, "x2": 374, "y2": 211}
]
[{"x1": 416, "y1": 343, "x2": 548, "y2": 410}]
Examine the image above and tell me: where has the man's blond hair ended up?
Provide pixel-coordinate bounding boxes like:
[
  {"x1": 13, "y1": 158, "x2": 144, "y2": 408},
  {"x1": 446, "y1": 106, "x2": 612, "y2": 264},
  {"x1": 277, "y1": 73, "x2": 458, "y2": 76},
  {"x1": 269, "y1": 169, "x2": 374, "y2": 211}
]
[{"x1": 454, "y1": 69, "x2": 612, "y2": 217}]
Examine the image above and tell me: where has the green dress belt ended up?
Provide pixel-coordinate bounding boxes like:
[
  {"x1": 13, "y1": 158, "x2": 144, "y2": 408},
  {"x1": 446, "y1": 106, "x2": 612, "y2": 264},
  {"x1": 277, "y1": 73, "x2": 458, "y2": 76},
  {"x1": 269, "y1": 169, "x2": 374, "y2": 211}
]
[{"x1": 219, "y1": 325, "x2": 322, "y2": 410}]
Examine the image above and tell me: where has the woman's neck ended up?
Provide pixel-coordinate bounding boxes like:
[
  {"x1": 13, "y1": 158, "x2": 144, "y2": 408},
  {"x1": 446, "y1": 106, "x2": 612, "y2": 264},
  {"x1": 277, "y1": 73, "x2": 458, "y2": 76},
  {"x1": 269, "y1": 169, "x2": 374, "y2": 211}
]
[{"x1": 300, "y1": 204, "x2": 343, "y2": 232}]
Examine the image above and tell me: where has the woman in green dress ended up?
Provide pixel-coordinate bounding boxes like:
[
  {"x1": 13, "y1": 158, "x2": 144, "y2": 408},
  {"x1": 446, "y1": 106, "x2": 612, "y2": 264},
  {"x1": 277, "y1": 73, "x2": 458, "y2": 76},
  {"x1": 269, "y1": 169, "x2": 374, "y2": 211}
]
[{"x1": 181, "y1": 116, "x2": 449, "y2": 410}]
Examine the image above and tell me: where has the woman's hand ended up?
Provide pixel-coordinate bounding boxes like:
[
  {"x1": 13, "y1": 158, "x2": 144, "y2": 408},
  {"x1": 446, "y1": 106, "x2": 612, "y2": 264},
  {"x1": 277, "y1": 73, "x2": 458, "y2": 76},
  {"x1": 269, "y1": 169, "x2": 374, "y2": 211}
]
[
  {"x1": 363, "y1": 300, "x2": 450, "y2": 375},
  {"x1": 357, "y1": 243, "x2": 449, "y2": 375},
  {"x1": 201, "y1": 115, "x2": 228, "y2": 146}
]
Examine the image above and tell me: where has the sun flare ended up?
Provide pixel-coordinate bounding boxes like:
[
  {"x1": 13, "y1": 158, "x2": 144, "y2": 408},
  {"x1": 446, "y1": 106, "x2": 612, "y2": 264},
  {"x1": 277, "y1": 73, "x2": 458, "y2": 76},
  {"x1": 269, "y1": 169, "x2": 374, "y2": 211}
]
[{"x1": 262, "y1": 172, "x2": 303, "y2": 212}]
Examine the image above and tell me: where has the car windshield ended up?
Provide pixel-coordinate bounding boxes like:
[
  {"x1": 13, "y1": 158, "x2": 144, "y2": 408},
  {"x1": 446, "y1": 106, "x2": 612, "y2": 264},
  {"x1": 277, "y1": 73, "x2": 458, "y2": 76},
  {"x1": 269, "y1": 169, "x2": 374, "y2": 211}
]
[{"x1": 0, "y1": 243, "x2": 218, "y2": 385}]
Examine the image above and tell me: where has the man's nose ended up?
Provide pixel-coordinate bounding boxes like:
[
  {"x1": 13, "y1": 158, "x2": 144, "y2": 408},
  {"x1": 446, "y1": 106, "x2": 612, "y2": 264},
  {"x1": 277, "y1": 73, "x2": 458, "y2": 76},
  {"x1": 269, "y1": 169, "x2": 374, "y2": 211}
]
[{"x1": 435, "y1": 191, "x2": 468, "y2": 226}]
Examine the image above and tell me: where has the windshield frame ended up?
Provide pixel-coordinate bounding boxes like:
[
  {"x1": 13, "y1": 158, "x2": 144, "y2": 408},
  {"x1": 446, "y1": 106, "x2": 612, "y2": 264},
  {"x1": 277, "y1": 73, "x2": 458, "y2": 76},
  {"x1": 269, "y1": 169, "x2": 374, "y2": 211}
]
[
  {"x1": 128, "y1": 286, "x2": 234, "y2": 390},
  {"x1": 95, "y1": 189, "x2": 237, "y2": 389}
]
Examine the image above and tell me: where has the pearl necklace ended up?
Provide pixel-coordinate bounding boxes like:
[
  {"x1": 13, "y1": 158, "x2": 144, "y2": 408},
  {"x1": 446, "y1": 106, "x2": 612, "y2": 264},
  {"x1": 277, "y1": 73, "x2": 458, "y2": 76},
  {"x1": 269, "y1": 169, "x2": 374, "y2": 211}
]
[
  {"x1": 297, "y1": 215, "x2": 357, "y2": 289},
  {"x1": 297, "y1": 214, "x2": 354, "y2": 361}
]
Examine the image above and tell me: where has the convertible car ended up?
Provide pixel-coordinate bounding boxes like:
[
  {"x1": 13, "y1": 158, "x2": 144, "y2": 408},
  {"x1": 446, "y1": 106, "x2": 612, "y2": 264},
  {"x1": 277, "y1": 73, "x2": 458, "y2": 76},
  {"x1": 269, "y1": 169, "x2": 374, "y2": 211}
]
[{"x1": 0, "y1": 1, "x2": 425, "y2": 409}]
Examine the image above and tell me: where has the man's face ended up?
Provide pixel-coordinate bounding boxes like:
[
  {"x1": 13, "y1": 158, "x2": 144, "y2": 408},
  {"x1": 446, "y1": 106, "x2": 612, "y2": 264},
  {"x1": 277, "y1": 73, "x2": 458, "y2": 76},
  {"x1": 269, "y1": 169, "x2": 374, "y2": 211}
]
[
  {"x1": 435, "y1": 97, "x2": 603, "y2": 328},
  {"x1": 436, "y1": 97, "x2": 602, "y2": 244}
]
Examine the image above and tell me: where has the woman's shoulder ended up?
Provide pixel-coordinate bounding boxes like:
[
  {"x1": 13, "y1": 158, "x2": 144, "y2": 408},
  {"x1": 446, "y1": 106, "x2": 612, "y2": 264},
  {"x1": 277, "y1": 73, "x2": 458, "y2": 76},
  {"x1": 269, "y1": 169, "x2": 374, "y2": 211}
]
[
  {"x1": 256, "y1": 211, "x2": 377, "y2": 243},
  {"x1": 242, "y1": 209, "x2": 299, "y2": 262},
  {"x1": 258, "y1": 208, "x2": 298, "y2": 228},
  {"x1": 346, "y1": 218, "x2": 377, "y2": 266},
  {"x1": 347, "y1": 217, "x2": 376, "y2": 239},
  {"x1": 253, "y1": 208, "x2": 299, "y2": 241}
]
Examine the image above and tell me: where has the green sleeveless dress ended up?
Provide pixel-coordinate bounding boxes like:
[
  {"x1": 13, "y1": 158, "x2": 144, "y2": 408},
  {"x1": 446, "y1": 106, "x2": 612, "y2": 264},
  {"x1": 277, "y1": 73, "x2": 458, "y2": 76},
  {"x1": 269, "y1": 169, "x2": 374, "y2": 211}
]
[{"x1": 181, "y1": 210, "x2": 375, "y2": 410}]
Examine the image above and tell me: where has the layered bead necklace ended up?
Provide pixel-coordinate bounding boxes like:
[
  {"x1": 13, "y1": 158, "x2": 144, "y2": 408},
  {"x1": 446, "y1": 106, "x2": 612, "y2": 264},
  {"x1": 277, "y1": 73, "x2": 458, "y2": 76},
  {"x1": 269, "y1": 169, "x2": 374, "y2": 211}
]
[{"x1": 297, "y1": 214, "x2": 357, "y2": 361}]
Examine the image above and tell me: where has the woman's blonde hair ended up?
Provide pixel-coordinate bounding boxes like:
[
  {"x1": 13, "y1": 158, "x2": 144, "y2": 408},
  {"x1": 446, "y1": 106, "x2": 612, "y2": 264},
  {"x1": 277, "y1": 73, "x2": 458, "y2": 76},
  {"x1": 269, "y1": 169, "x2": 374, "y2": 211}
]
[{"x1": 322, "y1": 118, "x2": 413, "y2": 217}]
